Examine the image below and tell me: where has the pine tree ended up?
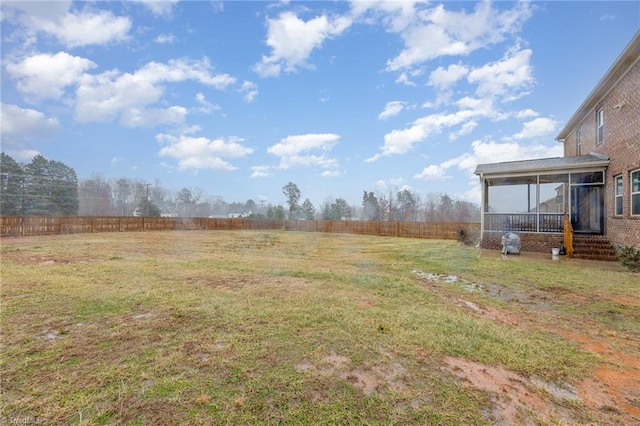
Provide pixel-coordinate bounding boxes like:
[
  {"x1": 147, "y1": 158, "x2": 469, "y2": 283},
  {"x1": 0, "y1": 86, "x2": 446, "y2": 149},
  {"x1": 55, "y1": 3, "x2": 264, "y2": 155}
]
[
  {"x1": 0, "y1": 153, "x2": 25, "y2": 215},
  {"x1": 23, "y1": 154, "x2": 51, "y2": 215}
]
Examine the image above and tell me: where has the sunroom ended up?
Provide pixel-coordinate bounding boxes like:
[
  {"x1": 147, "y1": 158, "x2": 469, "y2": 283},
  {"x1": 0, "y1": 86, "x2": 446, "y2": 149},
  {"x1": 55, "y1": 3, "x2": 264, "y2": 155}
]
[{"x1": 474, "y1": 154, "x2": 610, "y2": 249}]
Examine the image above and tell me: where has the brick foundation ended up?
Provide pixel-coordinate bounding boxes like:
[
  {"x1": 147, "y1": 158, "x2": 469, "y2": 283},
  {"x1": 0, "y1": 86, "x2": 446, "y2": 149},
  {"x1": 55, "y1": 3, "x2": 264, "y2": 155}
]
[{"x1": 480, "y1": 231, "x2": 564, "y2": 253}]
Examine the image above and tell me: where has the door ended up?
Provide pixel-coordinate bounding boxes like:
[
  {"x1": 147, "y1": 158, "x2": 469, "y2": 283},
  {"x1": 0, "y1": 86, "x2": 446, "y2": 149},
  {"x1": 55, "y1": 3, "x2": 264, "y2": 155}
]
[{"x1": 570, "y1": 185, "x2": 603, "y2": 234}]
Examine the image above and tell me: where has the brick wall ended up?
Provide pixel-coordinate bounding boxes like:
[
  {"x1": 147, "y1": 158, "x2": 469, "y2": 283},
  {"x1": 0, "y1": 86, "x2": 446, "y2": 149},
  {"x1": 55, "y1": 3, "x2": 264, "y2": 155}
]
[
  {"x1": 565, "y1": 61, "x2": 640, "y2": 250},
  {"x1": 480, "y1": 231, "x2": 563, "y2": 253}
]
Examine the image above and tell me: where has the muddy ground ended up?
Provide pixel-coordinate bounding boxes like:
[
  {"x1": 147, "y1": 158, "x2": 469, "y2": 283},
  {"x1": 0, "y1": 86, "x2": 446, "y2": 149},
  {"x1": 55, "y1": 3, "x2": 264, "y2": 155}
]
[{"x1": 410, "y1": 255, "x2": 640, "y2": 425}]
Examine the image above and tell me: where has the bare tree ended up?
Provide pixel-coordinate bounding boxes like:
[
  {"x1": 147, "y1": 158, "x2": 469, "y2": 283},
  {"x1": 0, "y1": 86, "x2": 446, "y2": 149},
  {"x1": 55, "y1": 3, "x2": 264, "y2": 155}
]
[{"x1": 79, "y1": 173, "x2": 112, "y2": 216}]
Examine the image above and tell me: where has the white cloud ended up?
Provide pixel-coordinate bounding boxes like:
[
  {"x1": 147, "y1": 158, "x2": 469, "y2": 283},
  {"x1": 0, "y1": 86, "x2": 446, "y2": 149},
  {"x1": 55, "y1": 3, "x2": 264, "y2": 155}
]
[
  {"x1": 240, "y1": 81, "x2": 259, "y2": 103},
  {"x1": 74, "y1": 58, "x2": 236, "y2": 126},
  {"x1": 279, "y1": 154, "x2": 339, "y2": 170},
  {"x1": 467, "y1": 47, "x2": 534, "y2": 100},
  {"x1": 395, "y1": 72, "x2": 416, "y2": 86},
  {"x1": 381, "y1": 2, "x2": 532, "y2": 71},
  {"x1": 0, "y1": 104, "x2": 57, "y2": 160},
  {"x1": 321, "y1": 170, "x2": 341, "y2": 177},
  {"x1": 250, "y1": 166, "x2": 271, "y2": 178},
  {"x1": 512, "y1": 117, "x2": 559, "y2": 140},
  {"x1": 414, "y1": 164, "x2": 449, "y2": 181},
  {"x1": 155, "y1": 33, "x2": 176, "y2": 44},
  {"x1": 515, "y1": 109, "x2": 539, "y2": 119},
  {"x1": 3, "y1": 2, "x2": 132, "y2": 48},
  {"x1": 449, "y1": 120, "x2": 478, "y2": 141},
  {"x1": 372, "y1": 178, "x2": 409, "y2": 194},
  {"x1": 254, "y1": 11, "x2": 352, "y2": 77},
  {"x1": 378, "y1": 101, "x2": 405, "y2": 120},
  {"x1": 50, "y1": 10, "x2": 131, "y2": 47},
  {"x1": 368, "y1": 43, "x2": 537, "y2": 162},
  {"x1": 120, "y1": 106, "x2": 188, "y2": 128},
  {"x1": 267, "y1": 133, "x2": 340, "y2": 171},
  {"x1": 350, "y1": 1, "x2": 420, "y2": 33},
  {"x1": 268, "y1": 133, "x2": 339, "y2": 156},
  {"x1": 0, "y1": 103, "x2": 59, "y2": 148},
  {"x1": 194, "y1": 93, "x2": 221, "y2": 114},
  {"x1": 135, "y1": 58, "x2": 236, "y2": 89},
  {"x1": 6, "y1": 52, "x2": 97, "y2": 100},
  {"x1": 367, "y1": 108, "x2": 483, "y2": 161},
  {"x1": 428, "y1": 63, "x2": 469, "y2": 89},
  {"x1": 10, "y1": 150, "x2": 41, "y2": 162},
  {"x1": 135, "y1": 0, "x2": 180, "y2": 17},
  {"x1": 156, "y1": 134, "x2": 254, "y2": 171}
]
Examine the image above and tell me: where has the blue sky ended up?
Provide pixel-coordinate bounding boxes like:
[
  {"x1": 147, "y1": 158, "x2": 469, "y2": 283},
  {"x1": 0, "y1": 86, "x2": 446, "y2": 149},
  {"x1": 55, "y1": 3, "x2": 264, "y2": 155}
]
[{"x1": 1, "y1": 1, "x2": 639, "y2": 208}]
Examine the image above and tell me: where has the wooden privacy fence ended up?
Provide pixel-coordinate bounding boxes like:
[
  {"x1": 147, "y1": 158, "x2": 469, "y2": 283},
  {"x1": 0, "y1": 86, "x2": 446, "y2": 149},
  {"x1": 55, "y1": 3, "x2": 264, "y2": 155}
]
[
  {"x1": 286, "y1": 220, "x2": 479, "y2": 240},
  {"x1": 0, "y1": 216, "x2": 284, "y2": 237},
  {"x1": 0, "y1": 216, "x2": 480, "y2": 241}
]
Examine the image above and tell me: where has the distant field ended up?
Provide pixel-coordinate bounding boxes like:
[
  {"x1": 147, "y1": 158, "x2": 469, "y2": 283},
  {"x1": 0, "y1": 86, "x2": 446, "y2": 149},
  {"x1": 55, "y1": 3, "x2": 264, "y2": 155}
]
[{"x1": 2, "y1": 231, "x2": 639, "y2": 425}]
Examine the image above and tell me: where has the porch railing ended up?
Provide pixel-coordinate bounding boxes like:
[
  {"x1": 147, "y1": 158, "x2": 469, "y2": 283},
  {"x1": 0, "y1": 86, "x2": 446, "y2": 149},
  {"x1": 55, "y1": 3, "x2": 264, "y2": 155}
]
[{"x1": 484, "y1": 213, "x2": 564, "y2": 233}]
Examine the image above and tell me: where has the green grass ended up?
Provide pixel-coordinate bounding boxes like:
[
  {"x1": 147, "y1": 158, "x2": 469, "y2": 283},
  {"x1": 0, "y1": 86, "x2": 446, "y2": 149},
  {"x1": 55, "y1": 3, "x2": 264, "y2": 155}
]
[{"x1": 1, "y1": 230, "x2": 639, "y2": 425}]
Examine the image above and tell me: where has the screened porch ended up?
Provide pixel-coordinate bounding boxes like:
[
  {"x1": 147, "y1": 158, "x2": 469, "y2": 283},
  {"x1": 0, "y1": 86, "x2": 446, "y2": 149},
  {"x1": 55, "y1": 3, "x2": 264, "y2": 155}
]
[{"x1": 475, "y1": 155, "x2": 610, "y2": 236}]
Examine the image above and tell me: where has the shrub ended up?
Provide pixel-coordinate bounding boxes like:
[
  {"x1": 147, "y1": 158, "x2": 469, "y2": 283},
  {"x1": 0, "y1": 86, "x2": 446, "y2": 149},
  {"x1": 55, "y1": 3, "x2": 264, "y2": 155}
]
[
  {"x1": 618, "y1": 245, "x2": 640, "y2": 272},
  {"x1": 457, "y1": 227, "x2": 477, "y2": 245}
]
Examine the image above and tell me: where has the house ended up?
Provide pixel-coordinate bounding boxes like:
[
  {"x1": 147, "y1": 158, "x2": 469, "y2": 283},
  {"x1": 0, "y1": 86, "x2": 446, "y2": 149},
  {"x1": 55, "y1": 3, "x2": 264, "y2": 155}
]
[
  {"x1": 159, "y1": 203, "x2": 178, "y2": 218},
  {"x1": 227, "y1": 210, "x2": 252, "y2": 218},
  {"x1": 474, "y1": 31, "x2": 640, "y2": 259}
]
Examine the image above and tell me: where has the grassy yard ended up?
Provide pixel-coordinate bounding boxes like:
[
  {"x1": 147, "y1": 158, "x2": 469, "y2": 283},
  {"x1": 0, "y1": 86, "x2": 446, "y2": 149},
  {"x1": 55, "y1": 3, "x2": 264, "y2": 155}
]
[{"x1": 1, "y1": 230, "x2": 639, "y2": 425}]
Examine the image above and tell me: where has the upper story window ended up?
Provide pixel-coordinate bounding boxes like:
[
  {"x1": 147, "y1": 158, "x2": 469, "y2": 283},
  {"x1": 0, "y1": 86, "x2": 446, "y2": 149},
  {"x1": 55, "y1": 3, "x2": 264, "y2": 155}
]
[
  {"x1": 597, "y1": 107, "x2": 604, "y2": 145},
  {"x1": 576, "y1": 128, "x2": 582, "y2": 156},
  {"x1": 632, "y1": 170, "x2": 640, "y2": 216},
  {"x1": 615, "y1": 175, "x2": 623, "y2": 215}
]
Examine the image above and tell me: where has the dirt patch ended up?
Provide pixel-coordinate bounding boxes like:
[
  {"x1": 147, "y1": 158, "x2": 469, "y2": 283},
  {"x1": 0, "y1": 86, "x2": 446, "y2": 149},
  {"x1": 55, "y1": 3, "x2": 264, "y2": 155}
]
[
  {"x1": 452, "y1": 299, "x2": 640, "y2": 423},
  {"x1": 295, "y1": 352, "x2": 407, "y2": 396},
  {"x1": 442, "y1": 356, "x2": 553, "y2": 424},
  {"x1": 452, "y1": 298, "x2": 520, "y2": 326},
  {"x1": 414, "y1": 269, "x2": 640, "y2": 423},
  {"x1": 452, "y1": 297, "x2": 640, "y2": 423},
  {"x1": 441, "y1": 356, "x2": 620, "y2": 425}
]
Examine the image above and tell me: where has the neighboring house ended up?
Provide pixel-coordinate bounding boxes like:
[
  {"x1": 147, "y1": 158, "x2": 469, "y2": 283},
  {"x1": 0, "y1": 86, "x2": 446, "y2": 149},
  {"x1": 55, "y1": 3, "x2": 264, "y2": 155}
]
[
  {"x1": 159, "y1": 203, "x2": 178, "y2": 218},
  {"x1": 475, "y1": 31, "x2": 640, "y2": 258},
  {"x1": 227, "y1": 211, "x2": 252, "y2": 218}
]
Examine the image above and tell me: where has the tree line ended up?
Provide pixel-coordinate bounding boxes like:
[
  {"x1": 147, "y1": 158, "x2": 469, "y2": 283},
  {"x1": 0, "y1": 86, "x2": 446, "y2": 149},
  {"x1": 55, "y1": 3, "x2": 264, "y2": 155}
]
[
  {"x1": 1, "y1": 153, "x2": 479, "y2": 222},
  {"x1": 282, "y1": 182, "x2": 479, "y2": 223},
  {"x1": 1, "y1": 153, "x2": 79, "y2": 216}
]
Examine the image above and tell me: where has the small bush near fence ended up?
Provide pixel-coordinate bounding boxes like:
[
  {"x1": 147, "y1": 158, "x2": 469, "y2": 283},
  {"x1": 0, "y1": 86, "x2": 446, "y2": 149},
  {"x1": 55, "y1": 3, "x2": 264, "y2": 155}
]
[{"x1": 1, "y1": 216, "x2": 480, "y2": 242}]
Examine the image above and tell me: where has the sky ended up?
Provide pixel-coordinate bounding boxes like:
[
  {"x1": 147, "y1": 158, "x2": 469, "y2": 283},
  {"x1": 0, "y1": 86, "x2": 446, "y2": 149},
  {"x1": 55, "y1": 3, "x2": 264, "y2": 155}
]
[{"x1": 1, "y1": 1, "x2": 639, "y2": 209}]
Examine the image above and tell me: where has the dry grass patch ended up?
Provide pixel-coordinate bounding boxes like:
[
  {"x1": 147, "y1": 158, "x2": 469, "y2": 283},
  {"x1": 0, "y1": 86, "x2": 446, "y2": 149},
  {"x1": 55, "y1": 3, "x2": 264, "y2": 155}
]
[{"x1": 2, "y1": 230, "x2": 639, "y2": 424}]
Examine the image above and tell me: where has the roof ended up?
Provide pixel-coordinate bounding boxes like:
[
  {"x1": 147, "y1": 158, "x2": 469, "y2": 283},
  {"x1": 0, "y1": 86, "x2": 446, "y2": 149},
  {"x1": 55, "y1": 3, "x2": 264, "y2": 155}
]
[
  {"x1": 556, "y1": 30, "x2": 640, "y2": 141},
  {"x1": 474, "y1": 153, "x2": 610, "y2": 176}
]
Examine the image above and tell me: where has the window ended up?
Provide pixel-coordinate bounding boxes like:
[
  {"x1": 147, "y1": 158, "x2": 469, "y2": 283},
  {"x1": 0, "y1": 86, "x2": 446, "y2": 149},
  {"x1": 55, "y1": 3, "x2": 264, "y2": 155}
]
[
  {"x1": 597, "y1": 108, "x2": 604, "y2": 145},
  {"x1": 576, "y1": 129, "x2": 582, "y2": 156},
  {"x1": 632, "y1": 170, "x2": 640, "y2": 215},
  {"x1": 615, "y1": 175, "x2": 623, "y2": 215},
  {"x1": 571, "y1": 171, "x2": 604, "y2": 184}
]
